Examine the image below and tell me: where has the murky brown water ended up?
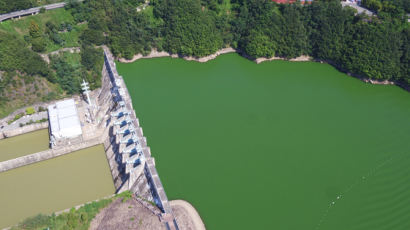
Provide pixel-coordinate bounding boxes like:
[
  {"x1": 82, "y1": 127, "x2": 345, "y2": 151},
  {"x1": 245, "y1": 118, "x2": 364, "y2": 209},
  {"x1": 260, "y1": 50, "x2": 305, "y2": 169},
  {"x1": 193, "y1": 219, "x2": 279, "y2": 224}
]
[
  {"x1": 0, "y1": 145, "x2": 115, "y2": 228},
  {"x1": 0, "y1": 129, "x2": 49, "y2": 162}
]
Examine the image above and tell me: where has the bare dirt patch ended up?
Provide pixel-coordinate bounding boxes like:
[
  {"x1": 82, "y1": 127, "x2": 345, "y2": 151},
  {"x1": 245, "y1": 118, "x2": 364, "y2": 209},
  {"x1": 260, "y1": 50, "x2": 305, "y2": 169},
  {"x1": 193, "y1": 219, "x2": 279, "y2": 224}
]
[{"x1": 89, "y1": 198, "x2": 166, "y2": 230}]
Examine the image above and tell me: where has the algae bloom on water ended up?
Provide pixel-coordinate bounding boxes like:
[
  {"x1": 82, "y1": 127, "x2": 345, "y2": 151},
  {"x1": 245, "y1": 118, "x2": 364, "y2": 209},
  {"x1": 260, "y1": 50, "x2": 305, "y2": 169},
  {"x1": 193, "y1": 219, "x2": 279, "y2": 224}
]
[{"x1": 118, "y1": 53, "x2": 410, "y2": 230}]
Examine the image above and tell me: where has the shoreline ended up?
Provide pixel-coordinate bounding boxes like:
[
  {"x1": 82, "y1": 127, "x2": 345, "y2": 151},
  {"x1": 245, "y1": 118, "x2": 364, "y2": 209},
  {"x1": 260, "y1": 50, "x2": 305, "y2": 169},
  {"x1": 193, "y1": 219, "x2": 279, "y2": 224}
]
[
  {"x1": 118, "y1": 48, "x2": 405, "y2": 89},
  {"x1": 254, "y1": 55, "x2": 311, "y2": 63},
  {"x1": 118, "y1": 47, "x2": 237, "y2": 63},
  {"x1": 118, "y1": 47, "x2": 312, "y2": 64}
]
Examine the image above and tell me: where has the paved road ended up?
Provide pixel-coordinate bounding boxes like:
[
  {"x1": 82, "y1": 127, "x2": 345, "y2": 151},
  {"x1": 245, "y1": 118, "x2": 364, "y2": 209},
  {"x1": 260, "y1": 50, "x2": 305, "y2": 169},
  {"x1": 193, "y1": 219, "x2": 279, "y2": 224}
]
[
  {"x1": 341, "y1": 2, "x2": 374, "y2": 16},
  {"x1": 0, "y1": 2, "x2": 66, "y2": 22}
]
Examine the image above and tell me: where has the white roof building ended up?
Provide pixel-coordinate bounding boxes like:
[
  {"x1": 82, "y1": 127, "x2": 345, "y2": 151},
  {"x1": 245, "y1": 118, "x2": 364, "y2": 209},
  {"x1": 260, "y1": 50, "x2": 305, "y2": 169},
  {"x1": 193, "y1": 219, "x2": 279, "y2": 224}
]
[{"x1": 48, "y1": 99, "x2": 82, "y2": 140}]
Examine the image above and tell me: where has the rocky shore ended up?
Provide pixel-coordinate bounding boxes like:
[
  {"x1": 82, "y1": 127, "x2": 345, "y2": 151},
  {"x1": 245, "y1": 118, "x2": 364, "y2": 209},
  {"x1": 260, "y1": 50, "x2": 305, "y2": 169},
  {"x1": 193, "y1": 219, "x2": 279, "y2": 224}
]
[
  {"x1": 118, "y1": 47, "x2": 312, "y2": 64},
  {"x1": 361, "y1": 78, "x2": 395, "y2": 85},
  {"x1": 255, "y1": 55, "x2": 311, "y2": 64},
  {"x1": 118, "y1": 47, "x2": 237, "y2": 63}
]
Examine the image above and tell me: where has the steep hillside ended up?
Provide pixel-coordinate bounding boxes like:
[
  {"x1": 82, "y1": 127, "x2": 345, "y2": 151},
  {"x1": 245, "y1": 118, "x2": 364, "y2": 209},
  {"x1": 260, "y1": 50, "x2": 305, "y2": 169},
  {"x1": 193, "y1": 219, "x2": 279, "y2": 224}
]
[{"x1": 0, "y1": 7, "x2": 102, "y2": 118}]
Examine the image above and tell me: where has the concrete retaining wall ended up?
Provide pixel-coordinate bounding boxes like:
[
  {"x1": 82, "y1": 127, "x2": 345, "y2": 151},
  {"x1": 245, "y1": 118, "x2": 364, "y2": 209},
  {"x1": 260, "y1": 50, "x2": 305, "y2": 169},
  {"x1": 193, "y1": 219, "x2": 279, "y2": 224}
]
[
  {"x1": 0, "y1": 122, "x2": 48, "y2": 140},
  {"x1": 0, "y1": 102, "x2": 53, "y2": 127},
  {"x1": 0, "y1": 137, "x2": 101, "y2": 173}
]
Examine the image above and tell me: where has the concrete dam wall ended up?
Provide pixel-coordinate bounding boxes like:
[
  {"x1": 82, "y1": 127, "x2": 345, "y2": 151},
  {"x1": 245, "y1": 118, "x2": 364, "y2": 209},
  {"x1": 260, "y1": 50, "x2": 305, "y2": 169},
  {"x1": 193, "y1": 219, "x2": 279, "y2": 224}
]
[{"x1": 96, "y1": 47, "x2": 179, "y2": 229}]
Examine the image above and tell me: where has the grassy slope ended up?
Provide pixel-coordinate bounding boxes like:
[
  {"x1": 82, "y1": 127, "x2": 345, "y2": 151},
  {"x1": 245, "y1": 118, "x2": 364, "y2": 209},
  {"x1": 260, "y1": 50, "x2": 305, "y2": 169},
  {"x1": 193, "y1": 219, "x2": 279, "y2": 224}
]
[{"x1": 0, "y1": 75, "x2": 61, "y2": 118}]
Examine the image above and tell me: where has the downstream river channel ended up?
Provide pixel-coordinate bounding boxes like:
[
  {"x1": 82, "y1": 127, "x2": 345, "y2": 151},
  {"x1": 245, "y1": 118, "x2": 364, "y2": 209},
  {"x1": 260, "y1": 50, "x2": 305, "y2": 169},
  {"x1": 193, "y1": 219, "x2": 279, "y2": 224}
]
[
  {"x1": 0, "y1": 143, "x2": 115, "y2": 228},
  {"x1": 118, "y1": 53, "x2": 410, "y2": 230}
]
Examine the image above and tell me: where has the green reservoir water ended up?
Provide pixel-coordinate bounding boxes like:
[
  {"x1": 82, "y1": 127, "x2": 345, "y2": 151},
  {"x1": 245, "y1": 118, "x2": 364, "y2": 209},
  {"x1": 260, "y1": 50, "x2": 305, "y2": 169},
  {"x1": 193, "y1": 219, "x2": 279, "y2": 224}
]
[
  {"x1": 118, "y1": 53, "x2": 410, "y2": 230},
  {"x1": 0, "y1": 129, "x2": 49, "y2": 162},
  {"x1": 0, "y1": 145, "x2": 115, "y2": 228}
]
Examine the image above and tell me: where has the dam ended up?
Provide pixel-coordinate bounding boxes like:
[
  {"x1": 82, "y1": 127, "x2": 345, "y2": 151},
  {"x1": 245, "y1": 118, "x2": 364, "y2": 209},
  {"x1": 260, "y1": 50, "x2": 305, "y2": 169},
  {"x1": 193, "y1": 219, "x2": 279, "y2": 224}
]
[
  {"x1": 0, "y1": 47, "x2": 180, "y2": 229},
  {"x1": 98, "y1": 47, "x2": 178, "y2": 228}
]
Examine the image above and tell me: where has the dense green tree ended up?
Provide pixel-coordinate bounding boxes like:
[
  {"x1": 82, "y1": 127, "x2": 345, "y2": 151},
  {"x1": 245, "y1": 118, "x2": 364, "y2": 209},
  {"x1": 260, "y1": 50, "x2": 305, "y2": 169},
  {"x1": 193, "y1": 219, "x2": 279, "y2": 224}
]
[
  {"x1": 154, "y1": 0, "x2": 223, "y2": 56},
  {"x1": 29, "y1": 21, "x2": 41, "y2": 38},
  {"x1": 50, "y1": 53, "x2": 81, "y2": 94},
  {"x1": 306, "y1": 1, "x2": 355, "y2": 62},
  {"x1": 341, "y1": 21, "x2": 402, "y2": 80},
  {"x1": 0, "y1": 0, "x2": 33, "y2": 14},
  {"x1": 80, "y1": 46, "x2": 103, "y2": 71},
  {"x1": 0, "y1": 32, "x2": 49, "y2": 78},
  {"x1": 242, "y1": 30, "x2": 276, "y2": 58},
  {"x1": 2, "y1": 0, "x2": 410, "y2": 96},
  {"x1": 235, "y1": 0, "x2": 282, "y2": 58},
  {"x1": 276, "y1": 4, "x2": 308, "y2": 58},
  {"x1": 80, "y1": 45, "x2": 103, "y2": 89},
  {"x1": 31, "y1": 37, "x2": 46, "y2": 52},
  {"x1": 400, "y1": 28, "x2": 410, "y2": 84},
  {"x1": 361, "y1": 0, "x2": 409, "y2": 16}
]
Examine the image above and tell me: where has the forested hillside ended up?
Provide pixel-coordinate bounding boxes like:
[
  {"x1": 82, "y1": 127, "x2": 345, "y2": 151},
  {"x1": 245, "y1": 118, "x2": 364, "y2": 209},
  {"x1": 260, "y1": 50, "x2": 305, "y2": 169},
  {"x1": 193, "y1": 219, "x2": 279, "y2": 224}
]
[
  {"x1": 0, "y1": 7, "x2": 102, "y2": 117},
  {"x1": 361, "y1": 0, "x2": 409, "y2": 14},
  {"x1": 66, "y1": 0, "x2": 409, "y2": 84},
  {"x1": 0, "y1": 0, "x2": 409, "y2": 117}
]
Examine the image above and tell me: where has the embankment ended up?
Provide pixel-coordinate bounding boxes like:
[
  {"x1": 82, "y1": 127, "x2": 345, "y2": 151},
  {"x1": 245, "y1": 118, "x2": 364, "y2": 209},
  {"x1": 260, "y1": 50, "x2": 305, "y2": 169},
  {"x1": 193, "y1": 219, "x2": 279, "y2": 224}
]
[{"x1": 0, "y1": 122, "x2": 48, "y2": 140}]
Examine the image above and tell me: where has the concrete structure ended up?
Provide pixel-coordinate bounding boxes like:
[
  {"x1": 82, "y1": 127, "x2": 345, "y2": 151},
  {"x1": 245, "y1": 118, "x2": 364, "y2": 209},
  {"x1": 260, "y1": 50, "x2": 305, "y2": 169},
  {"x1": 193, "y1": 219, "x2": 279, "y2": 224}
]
[
  {"x1": 48, "y1": 99, "x2": 82, "y2": 147},
  {"x1": 0, "y1": 137, "x2": 101, "y2": 173},
  {"x1": 100, "y1": 47, "x2": 179, "y2": 230},
  {"x1": 0, "y1": 119, "x2": 48, "y2": 140},
  {"x1": 0, "y1": 102, "x2": 54, "y2": 140},
  {"x1": 81, "y1": 79, "x2": 93, "y2": 107}
]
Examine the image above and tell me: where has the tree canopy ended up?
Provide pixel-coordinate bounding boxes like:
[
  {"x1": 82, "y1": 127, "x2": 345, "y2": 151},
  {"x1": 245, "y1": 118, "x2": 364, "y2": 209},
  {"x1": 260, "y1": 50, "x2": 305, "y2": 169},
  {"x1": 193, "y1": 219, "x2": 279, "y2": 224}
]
[{"x1": 1, "y1": 0, "x2": 409, "y2": 107}]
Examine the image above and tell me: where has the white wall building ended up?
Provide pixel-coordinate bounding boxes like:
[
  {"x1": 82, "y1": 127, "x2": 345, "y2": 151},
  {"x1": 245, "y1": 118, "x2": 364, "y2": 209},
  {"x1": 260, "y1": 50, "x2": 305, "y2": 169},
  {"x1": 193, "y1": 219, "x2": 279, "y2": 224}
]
[{"x1": 48, "y1": 99, "x2": 82, "y2": 143}]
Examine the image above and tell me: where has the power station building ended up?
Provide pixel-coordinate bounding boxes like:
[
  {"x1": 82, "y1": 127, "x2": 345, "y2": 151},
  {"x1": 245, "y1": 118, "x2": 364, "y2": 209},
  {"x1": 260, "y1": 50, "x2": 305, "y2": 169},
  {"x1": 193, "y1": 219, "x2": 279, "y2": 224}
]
[{"x1": 48, "y1": 99, "x2": 82, "y2": 147}]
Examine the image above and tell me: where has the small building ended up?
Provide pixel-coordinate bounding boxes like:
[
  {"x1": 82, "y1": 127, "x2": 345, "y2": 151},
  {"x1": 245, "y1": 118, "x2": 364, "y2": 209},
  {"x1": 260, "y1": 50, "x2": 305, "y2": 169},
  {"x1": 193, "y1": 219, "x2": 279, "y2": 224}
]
[{"x1": 48, "y1": 99, "x2": 82, "y2": 146}]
